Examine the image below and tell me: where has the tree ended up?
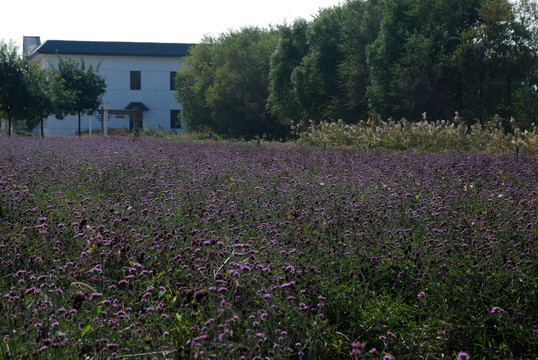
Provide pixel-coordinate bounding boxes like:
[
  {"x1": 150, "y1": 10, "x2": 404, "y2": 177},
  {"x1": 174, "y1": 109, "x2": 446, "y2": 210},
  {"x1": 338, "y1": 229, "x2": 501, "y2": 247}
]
[
  {"x1": 267, "y1": 19, "x2": 309, "y2": 126},
  {"x1": 510, "y1": 0, "x2": 537, "y2": 127},
  {"x1": 363, "y1": 0, "x2": 535, "y2": 124},
  {"x1": 24, "y1": 63, "x2": 56, "y2": 137},
  {"x1": 444, "y1": 0, "x2": 535, "y2": 125},
  {"x1": 176, "y1": 0, "x2": 537, "y2": 138},
  {"x1": 207, "y1": 27, "x2": 280, "y2": 138},
  {"x1": 54, "y1": 57, "x2": 106, "y2": 137},
  {"x1": 464, "y1": 0, "x2": 517, "y2": 121},
  {"x1": 175, "y1": 38, "x2": 217, "y2": 133},
  {"x1": 366, "y1": 0, "x2": 415, "y2": 120},
  {"x1": 338, "y1": 0, "x2": 382, "y2": 121},
  {"x1": 0, "y1": 41, "x2": 28, "y2": 136},
  {"x1": 291, "y1": 7, "x2": 344, "y2": 122},
  {"x1": 177, "y1": 27, "x2": 281, "y2": 139}
]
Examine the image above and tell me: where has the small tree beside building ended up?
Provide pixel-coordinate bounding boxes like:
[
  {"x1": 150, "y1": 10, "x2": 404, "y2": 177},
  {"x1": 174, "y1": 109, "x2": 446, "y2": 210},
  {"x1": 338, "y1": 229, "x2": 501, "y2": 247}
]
[
  {"x1": 1, "y1": 41, "x2": 107, "y2": 137},
  {"x1": 24, "y1": 63, "x2": 57, "y2": 137},
  {"x1": 0, "y1": 41, "x2": 29, "y2": 136},
  {"x1": 53, "y1": 57, "x2": 106, "y2": 137}
]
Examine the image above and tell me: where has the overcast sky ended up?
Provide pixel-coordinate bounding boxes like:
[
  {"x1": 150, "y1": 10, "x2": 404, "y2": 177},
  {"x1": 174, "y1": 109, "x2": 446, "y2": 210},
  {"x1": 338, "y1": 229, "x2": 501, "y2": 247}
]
[{"x1": 2, "y1": 0, "x2": 342, "y2": 50}]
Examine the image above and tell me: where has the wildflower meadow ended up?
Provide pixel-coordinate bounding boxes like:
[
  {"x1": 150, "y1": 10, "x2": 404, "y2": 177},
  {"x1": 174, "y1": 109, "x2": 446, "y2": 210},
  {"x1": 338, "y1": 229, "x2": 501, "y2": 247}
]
[{"x1": 0, "y1": 137, "x2": 536, "y2": 359}]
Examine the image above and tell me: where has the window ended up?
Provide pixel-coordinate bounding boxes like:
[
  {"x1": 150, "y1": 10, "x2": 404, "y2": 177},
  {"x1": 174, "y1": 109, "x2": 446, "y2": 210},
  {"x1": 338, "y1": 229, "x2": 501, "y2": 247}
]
[
  {"x1": 170, "y1": 71, "x2": 177, "y2": 90},
  {"x1": 170, "y1": 110, "x2": 181, "y2": 129},
  {"x1": 130, "y1": 71, "x2": 141, "y2": 90}
]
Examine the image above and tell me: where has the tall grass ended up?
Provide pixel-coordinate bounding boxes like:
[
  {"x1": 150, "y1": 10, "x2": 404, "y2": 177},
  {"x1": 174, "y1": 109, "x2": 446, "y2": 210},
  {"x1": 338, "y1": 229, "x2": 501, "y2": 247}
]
[{"x1": 292, "y1": 115, "x2": 538, "y2": 153}]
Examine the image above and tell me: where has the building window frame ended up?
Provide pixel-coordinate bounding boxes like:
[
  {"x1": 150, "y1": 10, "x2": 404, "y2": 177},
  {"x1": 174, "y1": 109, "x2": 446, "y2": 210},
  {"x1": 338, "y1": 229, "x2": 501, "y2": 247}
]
[
  {"x1": 130, "y1": 71, "x2": 141, "y2": 90},
  {"x1": 170, "y1": 71, "x2": 177, "y2": 91}
]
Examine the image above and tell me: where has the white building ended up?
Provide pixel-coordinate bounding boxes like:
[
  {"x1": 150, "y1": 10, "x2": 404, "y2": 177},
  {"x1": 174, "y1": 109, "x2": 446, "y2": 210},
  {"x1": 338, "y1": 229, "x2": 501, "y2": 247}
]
[{"x1": 25, "y1": 36, "x2": 194, "y2": 136}]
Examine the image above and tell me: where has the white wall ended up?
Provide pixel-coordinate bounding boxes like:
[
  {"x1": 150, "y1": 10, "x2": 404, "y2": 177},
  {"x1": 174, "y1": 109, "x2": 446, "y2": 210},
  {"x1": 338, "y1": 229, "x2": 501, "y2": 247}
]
[
  {"x1": 33, "y1": 54, "x2": 185, "y2": 136},
  {"x1": 0, "y1": 118, "x2": 8, "y2": 135}
]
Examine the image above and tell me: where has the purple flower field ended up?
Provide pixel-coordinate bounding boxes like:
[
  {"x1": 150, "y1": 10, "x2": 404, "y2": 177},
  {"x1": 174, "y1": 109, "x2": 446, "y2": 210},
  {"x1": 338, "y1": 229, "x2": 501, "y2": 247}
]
[{"x1": 0, "y1": 137, "x2": 536, "y2": 359}]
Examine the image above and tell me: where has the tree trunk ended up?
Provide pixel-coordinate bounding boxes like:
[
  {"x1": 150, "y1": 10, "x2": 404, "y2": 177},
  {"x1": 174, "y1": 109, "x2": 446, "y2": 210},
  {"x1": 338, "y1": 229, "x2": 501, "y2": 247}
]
[
  {"x1": 78, "y1": 111, "x2": 82, "y2": 137},
  {"x1": 40, "y1": 115, "x2": 44, "y2": 138},
  {"x1": 506, "y1": 58, "x2": 512, "y2": 113},
  {"x1": 7, "y1": 109, "x2": 12, "y2": 137}
]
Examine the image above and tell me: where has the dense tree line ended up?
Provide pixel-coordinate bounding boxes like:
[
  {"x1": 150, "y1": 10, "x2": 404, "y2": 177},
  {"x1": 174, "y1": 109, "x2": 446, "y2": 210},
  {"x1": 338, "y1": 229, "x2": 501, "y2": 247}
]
[
  {"x1": 176, "y1": 0, "x2": 537, "y2": 139},
  {"x1": 176, "y1": 28, "x2": 282, "y2": 138},
  {"x1": 0, "y1": 42, "x2": 106, "y2": 137}
]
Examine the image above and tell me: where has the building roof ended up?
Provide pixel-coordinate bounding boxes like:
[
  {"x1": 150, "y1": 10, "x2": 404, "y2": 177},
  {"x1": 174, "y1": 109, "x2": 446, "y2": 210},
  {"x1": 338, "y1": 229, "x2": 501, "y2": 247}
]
[{"x1": 30, "y1": 40, "x2": 195, "y2": 58}]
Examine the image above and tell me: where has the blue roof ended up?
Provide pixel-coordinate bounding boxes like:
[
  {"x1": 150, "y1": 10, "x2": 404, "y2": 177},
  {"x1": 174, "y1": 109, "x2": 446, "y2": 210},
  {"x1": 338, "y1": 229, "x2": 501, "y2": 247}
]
[{"x1": 31, "y1": 40, "x2": 195, "y2": 58}]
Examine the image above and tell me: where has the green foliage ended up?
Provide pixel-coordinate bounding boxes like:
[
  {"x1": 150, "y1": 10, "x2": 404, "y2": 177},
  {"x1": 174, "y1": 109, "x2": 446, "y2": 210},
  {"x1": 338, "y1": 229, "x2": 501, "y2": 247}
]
[
  {"x1": 176, "y1": 28, "x2": 283, "y2": 139},
  {"x1": 267, "y1": 19, "x2": 309, "y2": 126},
  {"x1": 206, "y1": 28, "x2": 280, "y2": 138},
  {"x1": 53, "y1": 57, "x2": 107, "y2": 136},
  {"x1": 24, "y1": 63, "x2": 57, "y2": 137},
  {"x1": 1, "y1": 43, "x2": 106, "y2": 137},
  {"x1": 177, "y1": 0, "x2": 537, "y2": 139},
  {"x1": 175, "y1": 38, "x2": 217, "y2": 133},
  {"x1": 291, "y1": 7, "x2": 344, "y2": 122},
  {"x1": 0, "y1": 41, "x2": 29, "y2": 136},
  {"x1": 338, "y1": 0, "x2": 382, "y2": 121},
  {"x1": 366, "y1": 0, "x2": 416, "y2": 120}
]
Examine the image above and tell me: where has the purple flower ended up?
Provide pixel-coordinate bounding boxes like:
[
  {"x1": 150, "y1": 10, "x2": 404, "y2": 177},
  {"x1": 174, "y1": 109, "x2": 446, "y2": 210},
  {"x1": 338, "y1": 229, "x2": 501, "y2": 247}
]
[
  {"x1": 352, "y1": 349, "x2": 362, "y2": 356},
  {"x1": 457, "y1": 352, "x2": 470, "y2": 360},
  {"x1": 280, "y1": 281, "x2": 295, "y2": 288},
  {"x1": 89, "y1": 265, "x2": 102, "y2": 274},
  {"x1": 90, "y1": 292, "x2": 103, "y2": 300}
]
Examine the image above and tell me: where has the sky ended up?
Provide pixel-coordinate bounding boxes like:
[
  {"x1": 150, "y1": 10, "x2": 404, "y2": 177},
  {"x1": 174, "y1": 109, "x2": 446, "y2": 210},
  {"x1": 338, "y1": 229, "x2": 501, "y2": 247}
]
[{"x1": 2, "y1": 0, "x2": 343, "y2": 50}]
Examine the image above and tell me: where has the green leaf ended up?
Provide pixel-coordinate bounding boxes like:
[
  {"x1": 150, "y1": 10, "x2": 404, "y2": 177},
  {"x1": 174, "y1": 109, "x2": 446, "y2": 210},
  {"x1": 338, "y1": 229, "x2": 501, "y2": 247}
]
[{"x1": 82, "y1": 324, "x2": 91, "y2": 337}]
